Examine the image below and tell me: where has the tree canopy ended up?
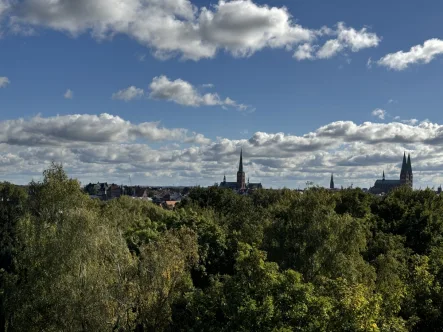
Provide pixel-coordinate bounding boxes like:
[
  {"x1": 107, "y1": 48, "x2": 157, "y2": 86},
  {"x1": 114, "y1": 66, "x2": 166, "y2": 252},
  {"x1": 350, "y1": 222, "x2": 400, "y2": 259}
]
[{"x1": 2, "y1": 164, "x2": 443, "y2": 331}]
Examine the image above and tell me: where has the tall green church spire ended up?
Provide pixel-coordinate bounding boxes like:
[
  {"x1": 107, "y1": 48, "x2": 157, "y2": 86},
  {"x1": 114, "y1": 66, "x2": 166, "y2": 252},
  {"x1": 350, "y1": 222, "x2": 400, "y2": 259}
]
[{"x1": 330, "y1": 173, "x2": 334, "y2": 189}]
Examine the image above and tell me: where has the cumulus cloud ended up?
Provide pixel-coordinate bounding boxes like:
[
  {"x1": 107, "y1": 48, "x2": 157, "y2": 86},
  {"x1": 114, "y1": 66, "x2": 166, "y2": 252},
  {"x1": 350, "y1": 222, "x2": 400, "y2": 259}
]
[
  {"x1": 371, "y1": 108, "x2": 386, "y2": 120},
  {"x1": 316, "y1": 39, "x2": 343, "y2": 59},
  {"x1": 378, "y1": 38, "x2": 443, "y2": 70},
  {"x1": 299, "y1": 22, "x2": 380, "y2": 61},
  {"x1": 0, "y1": 76, "x2": 10, "y2": 87},
  {"x1": 0, "y1": 113, "x2": 211, "y2": 146},
  {"x1": 112, "y1": 86, "x2": 144, "y2": 101},
  {"x1": 336, "y1": 22, "x2": 380, "y2": 51},
  {"x1": 293, "y1": 43, "x2": 315, "y2": 60},
  {"x1": 64, "y1": 89, "x2": 73, "y2": 99},
  {"x1": 1, "y1": 115, "x2": 443, "y2": 188},
  {"x1": 3, "y1": 0, "x2": 379, "y2": 61},
  {"x1": 149, "y1": 75, "x2": 251, "y2": 111}
]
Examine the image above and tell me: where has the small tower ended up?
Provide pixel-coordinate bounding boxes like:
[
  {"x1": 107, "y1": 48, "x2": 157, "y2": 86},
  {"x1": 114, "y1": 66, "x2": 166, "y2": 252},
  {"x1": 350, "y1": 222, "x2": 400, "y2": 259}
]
[
  {"x1": 407, "y1": 153, "x2": 413, "y2": 188},
  {"x1": 237, "y1": 149, "x2": 246, "y2": 190},
  {"x1": 223, "y1": 174, "x2": 226, "y2": 183},
  {"x1": 330, "y1": 173, "x2": 335, "y2": 189},
  {"x1": 400, "y1": 152, "x2": 408, "y2": 185},
  {"x1": 382, "y1": 170, "x2": 385, "y2": 181}
]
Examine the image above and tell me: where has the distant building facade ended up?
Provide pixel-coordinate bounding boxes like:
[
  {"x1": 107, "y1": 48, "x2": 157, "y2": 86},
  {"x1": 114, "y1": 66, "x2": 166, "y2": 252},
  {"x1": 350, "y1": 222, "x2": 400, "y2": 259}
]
[
  {"x1": 370, "y1": 153, "x2": 413, "y2": 194},
  {"x1": 219, "y1": 149, "x2": 262, "y2": 191}
]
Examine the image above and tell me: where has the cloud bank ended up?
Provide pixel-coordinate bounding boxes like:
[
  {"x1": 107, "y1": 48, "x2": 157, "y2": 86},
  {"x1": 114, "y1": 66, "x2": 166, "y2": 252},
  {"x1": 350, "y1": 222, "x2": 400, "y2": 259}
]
[{"x1": 1, "y1": 114, "x2": 443, "y2": 189}]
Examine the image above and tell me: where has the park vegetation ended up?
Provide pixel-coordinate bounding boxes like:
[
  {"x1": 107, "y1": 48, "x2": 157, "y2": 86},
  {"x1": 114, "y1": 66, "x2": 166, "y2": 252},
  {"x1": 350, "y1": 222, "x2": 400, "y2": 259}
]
[{"x1": 2, "y1": 163, "x2": 443, "y2": 331}]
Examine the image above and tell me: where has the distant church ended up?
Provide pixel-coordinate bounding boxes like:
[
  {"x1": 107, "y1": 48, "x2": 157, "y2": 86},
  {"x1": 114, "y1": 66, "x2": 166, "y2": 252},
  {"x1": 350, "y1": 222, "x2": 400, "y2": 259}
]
[
  {"x1": 370, "y1": 153, "x2": 413, "y2": 194},
  {"x1": 219, "y1": 149, "x2": 263, "y2": 191}
]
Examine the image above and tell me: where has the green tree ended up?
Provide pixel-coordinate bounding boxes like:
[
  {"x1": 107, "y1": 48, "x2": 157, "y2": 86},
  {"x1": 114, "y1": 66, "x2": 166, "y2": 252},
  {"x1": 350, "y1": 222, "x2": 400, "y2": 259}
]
[
  {"x1": 0, "y1": 183, "x2": 28, "y2": 331},
  {"x1": 183, "y1": 244, "x2": 332, "y2": 332},
  {"x1": 5, "y1": 164, "x2": 136, "y2": 331},
  {"x1": 133, "y1": 228, "x2": 198, "y2": 331}
]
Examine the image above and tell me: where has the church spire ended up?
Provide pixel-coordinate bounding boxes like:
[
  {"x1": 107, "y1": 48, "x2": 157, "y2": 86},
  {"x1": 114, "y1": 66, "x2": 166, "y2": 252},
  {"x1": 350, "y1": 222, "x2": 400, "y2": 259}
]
[
  {"x1": 401, "y1": 152, "x2": 407, "y2": 172},
  {"x1": 383, "y1": 170, "x2": 385, "y2": 180},
  {"x1": 238, "y1": 148, "x2": 243, "y2": 173},
  {"x1": 236, "y1": 148, "x2": 246, "y2": 190},
  {"x1": 400, "y1": 151, "x2": 407, "y2": 180},
  {"x1": 330, "y1": 173, "x2": 334, "y2": 189},
  {"x1": 407, "y1": 153, "x2": 412, "y2": 174}
]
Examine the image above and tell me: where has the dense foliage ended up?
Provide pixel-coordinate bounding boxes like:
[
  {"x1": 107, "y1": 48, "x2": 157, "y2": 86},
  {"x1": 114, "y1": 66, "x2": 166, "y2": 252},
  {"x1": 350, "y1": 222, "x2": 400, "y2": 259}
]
[{"x1": 2, "y1": 164, "x2": 443, "y2": 331}]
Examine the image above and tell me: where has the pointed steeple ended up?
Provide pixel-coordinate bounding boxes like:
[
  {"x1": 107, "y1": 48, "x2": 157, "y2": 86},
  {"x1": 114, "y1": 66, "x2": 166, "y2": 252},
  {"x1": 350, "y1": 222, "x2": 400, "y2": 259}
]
[
  {"x1": 238, "y1": 148, "x2": 243, "y2": 173},
  {"x1": 330, "y1": 173, "x2": 335, "y2": 189},
  {"x1": 407, "y1": 154, "x2": 412, "y2": 173},
  {"x1": 400, "y1": 152, "x2": 408, "y2": 182},
  {"x1": 223, "y1": 174, "x2": 226, "y2": 182},
  {"x1": 236, "y1": 148, "x2": 246, "y2": 190},
  {"x1": 383, "y1": 170, "x2": 385, "y2": 180},
  {"x1": 401, "y1": 152, "x2": 407, "y2": 172}
]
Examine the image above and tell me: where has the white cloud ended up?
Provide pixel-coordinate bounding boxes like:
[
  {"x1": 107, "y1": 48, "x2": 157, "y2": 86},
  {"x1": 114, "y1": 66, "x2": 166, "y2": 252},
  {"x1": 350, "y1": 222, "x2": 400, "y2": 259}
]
[
  {"x1": 0, "y1": 76, "x2": 10, "y2": 87},
  {"x1": 401, "y1": 119, "x2": 419, "y2": 125},
  {"x1": 371, "y1": 108, "x2": 386, "y2": 120},
  {"x1": 316, "y1": 39, "x2": 343, "y2": 59},
  {"x1": 64, "y1": 89, "x2": 73, "y2": 99},
  {"x1": 293, "y1": 43, "x2": 315, "y2": 60},
  {"x1": 298, "y1": 22, "x2": 380, "y2": 61},
  {"x1": 197, "y1": 0, "x2": 314, "y2": 58},
  {"x1": 112, "y1": 86, "x2": 144, "y2": 101},
  {"x1": 0, "y1": 113, "x2": 211, "y2": 146},
  {"x1": 4, "y1": 0, "x2": 379, "y2": 61},
  {"x1": 149, "y1": 75, "x2": 251, "y2": 111},
  {"x1": 378, "y1": 38, "x2": 443, "y2": 70},
  {"x1": 367, "y1": 57, "x2": 372, "y2": 69},
  {"x1": 336, "y1": 22, "x2": 380, "y2": 51}
]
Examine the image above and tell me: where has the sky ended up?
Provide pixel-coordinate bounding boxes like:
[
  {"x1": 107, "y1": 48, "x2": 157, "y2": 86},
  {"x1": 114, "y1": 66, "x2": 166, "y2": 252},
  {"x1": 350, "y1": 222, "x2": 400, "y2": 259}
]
[{"x1": 1, "y1": 0, "x2": 443, "y2": 189}]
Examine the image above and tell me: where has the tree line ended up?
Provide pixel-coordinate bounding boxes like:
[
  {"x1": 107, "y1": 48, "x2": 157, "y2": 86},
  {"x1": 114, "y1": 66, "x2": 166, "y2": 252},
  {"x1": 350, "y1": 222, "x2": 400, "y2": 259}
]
[{"x1": 2, "y1": 163, "x2": 443, "y2": 331}]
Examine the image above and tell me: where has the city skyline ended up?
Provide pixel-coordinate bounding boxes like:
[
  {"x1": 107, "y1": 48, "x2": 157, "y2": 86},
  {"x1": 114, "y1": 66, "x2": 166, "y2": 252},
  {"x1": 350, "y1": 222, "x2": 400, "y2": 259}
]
[{"x1": 1, "y1": 0, "x2": 443, "y2": 188}]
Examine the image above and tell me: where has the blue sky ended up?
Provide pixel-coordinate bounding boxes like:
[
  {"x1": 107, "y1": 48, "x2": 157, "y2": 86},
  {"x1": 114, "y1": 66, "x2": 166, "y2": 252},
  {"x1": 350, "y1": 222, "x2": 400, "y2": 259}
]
[{"x1": 1, "y1": 0, "x2": 443, "y2": 188}]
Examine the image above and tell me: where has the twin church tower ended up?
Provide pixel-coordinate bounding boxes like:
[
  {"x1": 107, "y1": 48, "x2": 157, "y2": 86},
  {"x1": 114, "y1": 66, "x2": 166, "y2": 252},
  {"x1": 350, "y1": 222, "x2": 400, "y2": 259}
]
[
  {"x1": 400, "y1": 152, "x2": 414, "y2": 187},
  {"x1": 331, "y1": 153, "x2": 413, "y2": 193},
  {"x1": 370, "y1": 152, "x2": 413, "y2": 194}
]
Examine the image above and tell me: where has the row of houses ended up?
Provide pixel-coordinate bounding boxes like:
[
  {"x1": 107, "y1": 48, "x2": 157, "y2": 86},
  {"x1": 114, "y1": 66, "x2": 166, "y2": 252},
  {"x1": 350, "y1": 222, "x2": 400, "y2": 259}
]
[{"x1": 83, "y1": 182, "x2": 185, "y2": 209}]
